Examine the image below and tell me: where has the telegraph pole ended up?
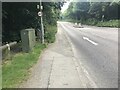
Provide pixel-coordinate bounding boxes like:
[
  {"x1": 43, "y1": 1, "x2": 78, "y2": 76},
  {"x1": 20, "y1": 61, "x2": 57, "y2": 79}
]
[{"x1": 37, "y1": 0, "x2": 44, "y2": 44}]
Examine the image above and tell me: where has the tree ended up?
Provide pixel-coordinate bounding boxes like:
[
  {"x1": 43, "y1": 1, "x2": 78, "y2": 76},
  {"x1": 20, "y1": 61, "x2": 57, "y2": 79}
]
[
  {"x1": 63, "y1": 2, "x2": 90, "y2": 22},
  {"x1": 63, "y1": 1, "x2": 120, "y2": 22},
  {"x1": 2, "y1": 2, "x2": 64, "y2": 43}
]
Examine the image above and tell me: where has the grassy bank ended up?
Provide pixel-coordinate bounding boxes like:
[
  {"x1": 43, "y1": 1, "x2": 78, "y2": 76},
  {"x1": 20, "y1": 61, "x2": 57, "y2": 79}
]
[
  {"x1": 96, "y1": 20, "x2": 119, "y2": 28},
  {"x1": 2, "y1": 43, "x2": 46, "y2": 88},
  {"x1": 82, "y1": 19, "x2": 119, "y2": 28},
  {"x1": 63, "y1": 19, "x2": 119, "y2": 28},
  {"x1": 2, "y1": 24, "x2": 57, "y2": 88}
]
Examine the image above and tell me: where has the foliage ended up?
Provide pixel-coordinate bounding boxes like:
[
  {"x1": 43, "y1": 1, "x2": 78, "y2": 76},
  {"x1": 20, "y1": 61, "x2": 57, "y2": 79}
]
[
  {"x1": 2, "y1": 2, "x2": 64, "y2": 43},
  {"x1": 2, "y1": 43, "x2": 46, "y2": 88},
  {"x1": 63, "y1": 1, "x2": 120, "y2": 26},
  {"x1": 2, "y1": 2, "x2": 64, "y2": 88},
  {"x1": 89, "y1": 2, "x2": 119, "y2": 20},
  {"x1": 96, "y1": 20, "x2": 120, "y2": 27},
  {"x1": 44, "y1": 25, "x2": 57, "y2": 43},
  {"x1": 82, "y1": 18, "x2": 98, "y2": 25},
  {"x1": 2, "y1": 2, "x2": 39, "y2": 42},
  {"x1": 81, "y1": 18, "x2": 120, "y2": 27}
]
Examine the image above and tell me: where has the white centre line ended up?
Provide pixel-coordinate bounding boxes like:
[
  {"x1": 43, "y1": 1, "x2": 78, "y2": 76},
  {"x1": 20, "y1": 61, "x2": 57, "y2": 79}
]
[{"x1": 83, "y1": 37, "x2": 98, "y2": 46}]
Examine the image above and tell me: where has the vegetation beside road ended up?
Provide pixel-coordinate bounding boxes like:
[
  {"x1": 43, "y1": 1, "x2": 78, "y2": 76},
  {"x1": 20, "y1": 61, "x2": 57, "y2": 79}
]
[
  {"x1": 2, "y1": 43, "x2": 46, "y2": 88},
  {"x1": 2, "y1": 2, "x2": 63, "y2": 43},
  {"x1": 96, "y1": 20, "x2": 119, "y2": 27},
  {"x1": 61, "y1": 19, "x2": 120, "y2": 28},
  {"x1": 2, "y1": 24, "x2": 57, "y2": 88},
  {"x1": 45, "y1": 25, "x2": 57, "y2": 43},
  {"x1": 82, "y1": 19, "x2": 120, "y2": 28},
  {"x1": 62, "y1": 2, "x2": 119, "y2": 28},
  {"x1": 2, "y1": 2, "x2": 63, "y2": 88}
]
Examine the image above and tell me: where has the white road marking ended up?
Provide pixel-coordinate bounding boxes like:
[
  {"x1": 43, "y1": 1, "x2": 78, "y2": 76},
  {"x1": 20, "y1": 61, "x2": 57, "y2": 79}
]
[
  {"x1": 78, "y1": 60, "x2": 98, "y2": 88},
  {"x1": 83, "y1": 37, "x2": 98, "y2": 46}
]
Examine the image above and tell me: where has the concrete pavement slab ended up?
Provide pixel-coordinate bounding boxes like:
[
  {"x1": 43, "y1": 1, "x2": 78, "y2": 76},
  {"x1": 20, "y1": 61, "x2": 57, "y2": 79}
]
[{"x1": 20, "y1": 23, "x2": 84, "y2": 88}]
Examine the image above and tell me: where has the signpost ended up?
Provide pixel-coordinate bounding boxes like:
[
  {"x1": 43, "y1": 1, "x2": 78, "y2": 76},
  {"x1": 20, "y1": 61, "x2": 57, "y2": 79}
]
[
  {"x1": 38, "y1": 11, "x2": 42, "y2": 17},
  {"x1": 37, "y1": 0, "x2": 44, "y2": 44}
]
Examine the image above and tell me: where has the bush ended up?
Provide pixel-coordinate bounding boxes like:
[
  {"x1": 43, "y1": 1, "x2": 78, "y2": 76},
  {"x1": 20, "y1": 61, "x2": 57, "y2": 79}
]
[
  {"x1": 83, "y1": 18, "x2": 98, "y2": 25},
  {"x1": 44, "y1": 25, "x2": 57, "y2": 43},
  {"x1": 81, "y1": 19, "x2": 119, "y2": 28},
  {"x1": 96, "y1": 20, "x2": 120, "y2": 28}
]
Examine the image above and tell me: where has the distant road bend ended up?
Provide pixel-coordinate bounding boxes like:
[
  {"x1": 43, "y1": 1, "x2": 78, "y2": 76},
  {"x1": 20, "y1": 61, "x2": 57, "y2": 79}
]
[{"x1": 58, "y1": 21, "x2": 118, "y2": 88}]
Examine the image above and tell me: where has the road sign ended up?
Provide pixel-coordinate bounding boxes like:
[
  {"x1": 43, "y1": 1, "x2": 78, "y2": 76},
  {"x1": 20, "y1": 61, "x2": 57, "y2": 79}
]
[
  {"x1": 37, "y1": 5, "x2": 40, "y2": 9},
  {"x1": 38, "y1": 11, "x2": 42, "y2": 16}
]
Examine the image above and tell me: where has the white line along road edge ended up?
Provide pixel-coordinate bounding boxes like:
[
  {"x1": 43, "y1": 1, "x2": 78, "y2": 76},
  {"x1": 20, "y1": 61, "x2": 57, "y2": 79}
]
[{"x1": 83, "y1": 37, "x2": 98, "y2": 46}]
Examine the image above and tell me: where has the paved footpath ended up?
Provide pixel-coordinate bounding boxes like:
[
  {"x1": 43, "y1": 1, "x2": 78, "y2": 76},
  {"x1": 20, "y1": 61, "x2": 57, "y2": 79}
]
[{"x1": 20, "y1": 24, "x2": 84, "y2": 88}]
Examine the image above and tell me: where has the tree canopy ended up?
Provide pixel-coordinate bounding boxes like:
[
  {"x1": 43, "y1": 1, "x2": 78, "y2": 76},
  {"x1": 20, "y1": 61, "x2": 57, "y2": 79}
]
[
  {"x1": 63, "y1": 1, "x2": 120, "y2": 22},
  {"x1": 2, "y1": 2, "x2": 64, "y2": 43}
]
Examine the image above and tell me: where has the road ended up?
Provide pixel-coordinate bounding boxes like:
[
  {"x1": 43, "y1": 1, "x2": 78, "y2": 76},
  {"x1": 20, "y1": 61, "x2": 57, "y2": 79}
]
[{"x1": 58, "y1": 21, "x2": 118, "y2": 88}]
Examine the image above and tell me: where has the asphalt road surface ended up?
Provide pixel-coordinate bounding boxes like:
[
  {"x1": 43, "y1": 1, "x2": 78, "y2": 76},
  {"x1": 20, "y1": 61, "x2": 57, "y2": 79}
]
[{"x1": 58, "y1": 21, "x2": 118, "y2": 88}]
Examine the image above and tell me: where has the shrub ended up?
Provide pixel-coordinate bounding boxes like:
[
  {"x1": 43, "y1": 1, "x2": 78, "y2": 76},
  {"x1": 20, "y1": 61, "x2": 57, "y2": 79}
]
[
  {"x1": 44, "y1": 25, "x2": 57, "y2": 43},
  {"x1": 96, "y1": 20, "x2": 119, "y2": 27}
]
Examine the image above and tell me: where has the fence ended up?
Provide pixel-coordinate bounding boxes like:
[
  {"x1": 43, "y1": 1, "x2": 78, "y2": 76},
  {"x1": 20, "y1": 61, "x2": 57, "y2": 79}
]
[{"x1": 0, "y1": 42, "x2": 17, "y2": 60}]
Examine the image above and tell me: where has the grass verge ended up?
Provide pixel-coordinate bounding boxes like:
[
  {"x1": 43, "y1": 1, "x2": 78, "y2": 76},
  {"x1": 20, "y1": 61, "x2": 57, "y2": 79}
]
[
  {"x1": 2, "y1": 43, "x2": 46, "y2": 88},
  {"x1": 96, "y1": 20, "x2": 120, "y2": 28},
  {"x1": 63, "y1": 19, "x2": 120, "y2": 28}
]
